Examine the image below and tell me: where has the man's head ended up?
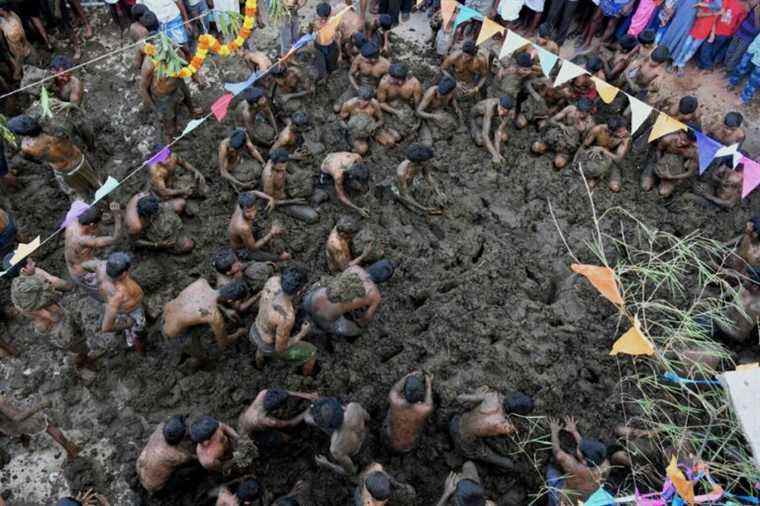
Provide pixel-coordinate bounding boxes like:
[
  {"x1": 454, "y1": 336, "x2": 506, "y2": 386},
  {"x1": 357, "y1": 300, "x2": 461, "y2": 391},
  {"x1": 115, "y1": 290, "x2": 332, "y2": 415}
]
[
  {"x1": 244, "y1": 86, "x2": 266, "y2": 107},
  {"x1": 345, "y1": 163, "x2": 370, "y2": 192},
  {"x1": 137, "y1": 195, "x2": 161, "y2": 220},
  {"x1": 163, "y1": 415, "x2": 187, "y2": 446},
  {"x1": 7, "y1": 115, "x2": 42, "y2": 137},
  {"x1": 579, "y1": 438, "x2": 607, "y2": 467},
  {"x1": 273, "y1": 498, "x2": 299, "y2": 506},
  {"x1": 515, "y1": 51, "x2": 533, "y2": 70},
  {"x1": 56, "y1": 499, "x2": 82, "y2": 506},
  {"x1": 336, "y1": 215, "x2": 361, "y2": 237},
  {"x1": 678, "y1": 95, "x2": 698, "y2": 115},
  {"x1": 218, "y1": 279, "x2": 249, "y2": 303},
  {"x1": 454, "y1": 479, "x2": 486, "y2": 506},
  {"x1": 77, "y1": 206, "x2": 102, "y2": 230},
  {"x1": 190, "y1": 416, "x2": 220, "y2": 444},
  {"x1": 281, "y1": 266, "x2": 308, "y2": 296},
  {"x1": 361, "y1": 42, "x2": 380, "y2": 62},
  {"x1": 316, "y1": 2, "x2": 331, "y2": 18},
  {"x1": 538, "y1": 23, "x2": 551, "y2": 39},
  {"x1": 237, "y1": 478, "x2": 263, "y2": 504},
  {"x1": 406, "y1": 143, "x2": 434, "y2": 164},
  {"x1": 403, "y1": 374, "x2": 425, "y2": 403},
  {"x1": 270, "y1": 63, "x2": 287, "y2": 77},
  {"x1": 365, "y1": 471, "x2": 392, "y2": 501},
  {"x1": 619, "y1": 35, "x2": 637, "y2": 53},
  {"x1": 367, "y1": 259, "x2": 395, "y2": 284},
  {"x1": 131, "y1": 4, "x2": 148, "y2": 20},
  {"x1": 291, "y1": 111, "x2": 311, "y2": 131},
  {"x1": 263, "y1": 388, "x2": 289, "y2": 412},
  {"x1": 462, "y1": 40, "x2": 477, "y2": 56},
  {"x1": 585, "y1": 56, "x2": 603, "y2": 73},
  {"x1": 353, "y1": 32, "x2": 368, "y2": 49},
  {"x1": 238, "y1": 191, "x2": 258, "y2": 220},
  {"x1": 651, "y1": 45, "x2": 670, "y2": 64},
  {"x1": 51, "y1": 55, "x2": 74, "y2": 81},
  {"x1": 577, "y1": 97, "x2": 593, "y2": 116},
  {"x1": 230, "y1": 129, "x2": 247, "y2": 151},
  {"x1": 437, "y1": 75, "x2": 456, "y2": 96},
  {"x1": 498, "y1": 95, "x2": 514, "y2": 116},
  {"x1": 607, "y1": 116, "x2": 628, "y2": 138},
  {"x1": 388, "y1": 63, "x2": 408, "y2": 83},
  {"x1": 502, "y1": 391, "x2": 535, "y2": 415},
  {"x1": 106, "y1": 252, "x2": 131, "y2": 280},
  {"x1": 140, "y1": 11, "x2": 159, "y2": 32},
  {"x1": 309, "y1": 397, "x2": 344, "y2": 433},
  {"x1": 378, "y1": 14, "x2": 393, "y2": 30},
  {"x1": 270, "y1": 148, "x2": 290, "y2": 168},
  {"x1": 358, "y1": 86, "x2": 375, "y2": 103},
  {"x1": 724, "y1": 111, "x2": 743, "y2": 129},
  {"x1": 748, "y1": 216, "x2": 760, "y2": 239},
  {"x1": 213, "y1": 248, "x2": 241, "y2": 276},
  {"x1": 638, "y1": 28, "x2": 655, "y2": 46}
]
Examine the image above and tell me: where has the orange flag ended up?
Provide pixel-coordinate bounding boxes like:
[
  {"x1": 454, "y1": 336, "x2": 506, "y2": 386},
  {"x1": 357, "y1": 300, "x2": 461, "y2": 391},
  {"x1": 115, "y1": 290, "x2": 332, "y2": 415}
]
[
  {"x1": 441, "y1": 0, "x2": 457, "y2": 26},
  {"x1": 591, "y1": 77, "x2": 619, "y2": 104},
  {"x1": 666, "y1": 456, "x2": 695, "y2": 504},
  {"x1": 570, "y1": 263, "x2": 623, "y2": 306},
  {"x1": 476, "y1": 17, "x2": 504, "y2": 46},
  {"x1": 610, "y1": 316, "x2": 655, "y2": 356},
  {"x1": 648, "y1": 112, "x2": 686, "y2": 142}
]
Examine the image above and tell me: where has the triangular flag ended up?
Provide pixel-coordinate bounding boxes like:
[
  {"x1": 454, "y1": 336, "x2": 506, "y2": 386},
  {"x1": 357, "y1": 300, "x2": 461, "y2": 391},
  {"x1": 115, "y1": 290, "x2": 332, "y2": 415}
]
[
  {"x1": 211, "y1": 93, "x2": 234, "y2": 122},
  {"x1": 499, "y1": 29, "x2": 530, "y2": 60},
  {"x1": 648, "y1": 112, "x2": 686, "y2": 143},
  {"x1": 534, "y1": 44, "x2": 558, "y2": 78},
  {"x1": 476, "y1": 17, "x2": 505, "y2": 46},
  {"x1": 92, "y1": 176, "x2": 120, "y2": 205},
  {"x1": 60, "y1": 200, "x2": 90, "y2": 229},
  {"x1": 591, "y1": 77, "x2": 619, "y2": 104},
  {"x1": 441, "y1": 0, "x2": 457, "y2": 26},
  {"x1": 10, "y1": 236, "x2": 41, "y2": 266},
  {"x1": 292, "y1": 32, "x2": 315, "y2": 51},
  {"x1": 626, "y1": 94, "x2": 652, "y2": 135},
  {"x1": 736, "y1": 362, "x2": 759, "y2": 370},
  {"x1": 733, "y1": 149, "x2": 743, "y2": 168},
  {"x1": 454, "y1": 5, "x2": 482, "y2": 27},
  {"x1": 741, "y1": 156, "x2": 760, "y2": 199},
  {"x1": 584, "y1": 488, "x2": 616, "y2": 506},
  {"x1": 570, "y1": 263, "x2": 624, "y2": 306},
  {"x1": 666, "y1": 456, "x2": 695, "y2": 504},
  {"x1": 695, "y1": 132, "x2": 722, "y2": 175},
  {"x1": 554, "y1": 59, "x2": 587, "y2": 87},
  {"x1": 181, "y1": 117, "x2": 206, "y2": 137},
  {"x1": 715, "y1": 142, "x2": 739, "y2": 158},
  {"x1": 224, "y1": 71, "x2": 260, "y2": 96},
  {"x1": 147, "y1": 146, "x2": 171, "y2": 166},
  {"x1": 417, "y1": 0, "x2": 424, "y2": 6},
  {"x1": 610, "y1": 316, "x2": 655, "y2": 356}
]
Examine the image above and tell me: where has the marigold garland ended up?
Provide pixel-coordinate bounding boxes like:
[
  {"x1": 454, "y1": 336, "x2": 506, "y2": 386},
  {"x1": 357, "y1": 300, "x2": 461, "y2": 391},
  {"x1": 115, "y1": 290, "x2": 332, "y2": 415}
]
[{"x1": 144, "y1": 0, "x2": 257, "y2": 78}]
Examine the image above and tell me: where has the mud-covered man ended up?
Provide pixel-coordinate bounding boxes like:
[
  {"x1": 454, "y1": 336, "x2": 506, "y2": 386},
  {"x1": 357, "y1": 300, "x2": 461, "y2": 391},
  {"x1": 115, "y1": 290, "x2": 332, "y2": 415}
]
[
  {"x1": 575, "y1": 116, "x2": 631, "y2": 192},
  {"x1": 644, "y1": 129, "x2": 696, "y2": 197},
  {"x1": 352, "y1": 463, "x2": 416, "y2": 505},
  {"x1": 149, "y1": 147, "x2": 207, "y2": 201},
  {"x1": 320, "y1": 151, "x2": 371, "y2": 217},
  {"x1": 416, "y1": 76, "x2": 465, "y2": 146},
  {"x1": 392, "y1": 144, "x2": 446, "y2": 214},
  {"x1": 705, "y1": 112, "x2": 746, "y2": 170},
  {"x1": 254, "y1": 148, "x2": 318, "y2": 224},
  {"x1": 376, "y1": 63, "x2": 423, "y2": 141},
  {"x1": 251, "y1": 267, "x2": 317, "y2": 376},
  {"x1": 440, "y1": 40, "x2": 489, "y2": 99},
  {"x1": 0, "y1": 394, "x2": 79, "y2": 461},
  {"x1": 623, "y1": 45, "x2": 669, "y2": 101},
  {"x1": 271, "y1": 112, "x2": 323, "y2": 161},
  {"x1": 126, "y1": 192, "x2": 195, "y2": 254},
  {"x1": 339, "y1": 86, "x2": 399, "y2": 155},
  {"x1": 50, "y1": 55, "x2": 84, "y2": 107},
  {"x1": 219, "y1": 129, "x2": 267, "y2": 192},
  {"x1": 694, "y1": 165, "x2": 743, "y2": 209},
  {"x1": 385, "y1": 371, "x2": 433, "y2": 453},
  {"x1": 136, "y1": 415, "x2": 196, "y2": 493},
  {"x1": 307, "y1": 397, "x2": 370, "y2": 476},
  {"x1": 469, "y1": 96, "x2": 517, "y2": 164},
  {"x1": 238, "y1": 388, "x2": 318, "y2": 452},
  {"x1": 532, "y1": 98, "x2": 596, "y2": 170},
  {"x1": 435, "y1": 462, "x2": 496, "y2": 506},
  {"x1": 732, "y1": 218, "x2": 760, "y2": 274},
  {"x1": 334, "y1": 42, "x2": 390, "y2": 113},
  {"x1": 191, "y1": 415, "x2": 239, "y2": 473},
  {"x1": 0, "y1": 5, "x2": 31, "y2": 82},
  {"x1": 270, "y1": 63, "x2": 315, "y2": 114},
  {"x1": 237, "y1": 86, "x2": 279, "y2": 147},
  {"x1": 228, "y1": 192, "x2": 289, "y2": 262},
  {"x1": 715, "y1": 267, "x2": 760, "y2": 343},
  {"x1": 326, "y1": 216, "x2": 373, "y2": 273}
]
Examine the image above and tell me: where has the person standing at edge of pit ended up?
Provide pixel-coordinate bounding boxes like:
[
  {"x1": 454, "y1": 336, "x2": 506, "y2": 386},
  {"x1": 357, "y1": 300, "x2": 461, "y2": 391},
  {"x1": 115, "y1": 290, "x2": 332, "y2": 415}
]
[{"x1": 728, "y1": 31, "x2": 760, "y2": 104}]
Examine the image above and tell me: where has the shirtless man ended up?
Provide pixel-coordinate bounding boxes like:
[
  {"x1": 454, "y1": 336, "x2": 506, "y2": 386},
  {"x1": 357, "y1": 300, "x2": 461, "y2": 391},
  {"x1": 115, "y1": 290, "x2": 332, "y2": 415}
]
[
  {"x1": 219, "y1": 129, "x2": 267, "y2": 192},
  {"x1": 623, "y1": 45, "x2": 669, "y2": 102},
  {"x1": 126, "y1": 192, "x2": 194, "y2": 254},
  {"x1": 339, "y1": 86, "x2": 398, "y2": 155},
  {"x1": 693, "y1": 164, "x2": 743, "y2": 209},
  {"x1": 469, "y1": 96, "x2": 517, "y2": 164},
  {"x1": 270, "y1": 63, "x2": 315, "y2": 112},
  {"x1": 602, "y1": 35, "x2": 639, "y2": 84},
  {"x1": 303, "y1": 261, "x2": 394, "y2": 338},
  {"x1": 162, "y1": 278, "x2": 253, "y2": 349},
  {"x1": 491, "y1": 52, "x2": 539, "y2": 117},
  {"x1": 136, "y1": 416, "x2": 195, "y2": 493},
  {"x1": 716, "y1": 267, "x2": 760, "y2": 343},
  {"x1": 532, "y1": 98, "x2": 596, "y2": 170},
  {"x1": 334, "y1": 42, "x2": 390, "y2": 113},
  {"x1": 7, "y1": 115, "x2": 101, "y2": 201},
  {"x1": 435, "y1": 462, "x2": 496, "y2": 506},
  {"x1": 307, "y1": 397, "x2": 370, "y2": 476},
  {"x1": 575, "y1": 116, "x2": 631, "y2": 192},
  {"x1": 416, "y1": 76, "x2": 465, "y2": 146},
  {"x1": 140, "y1": 57, "x2": 202, "y2": 143},
  {"x1": 352, "y1": 464, "x2": 396, "y2": 505},
  {"x1": 440, "y1": 40, "x2": 489, "y2": 99},
  {"x1": 733, "y1": 218, "x2": 760, "y2": 274},
  {"x1": 215, "y1": 478, "x2": 264, "y2": 506},
  {"x1": 385, "y1": 371, "x2": 433, "y2": 453},
  {"x1": 393, "y1": 144, "x2": 445, "y2": 214},
  {"x1": 127, "y1": 7, "x2": 153, "y2": 81},
  {"x1": 237, "y1": 87, "x2": 278, "y2": 146},
  {"x1": 644, "y1": 129, "x2": 696, "y2": 197},
  {"x1": 548, "y1": 417, "x2": 610, "y2": 505},
  {"x1": 271, "y1": 112, "x2": 317, "y2": 161},
  {"x1": 82, "y1": 252, "x2": 145, "y2": 352},
  {"x1": 449, "y1": 387, "x2": 535, "y2": 469},
  {"x1": 667, "y1": 95, "x2": 701, "y2": 129},
  {"x1": 243, "y1": 50, "x2": 273, "y2": 76},
  {"x1": 238, "y1": 388, "x2": 318, "y2": 451},
  {"x1": 319, "y1": 152, "x2": 371, "y2": 217},
  {"x1": 338, "y1": 0, "x2": 364, "y2": 59},
  {"x1": 0, "y1": 395, "x2": 79, "y2": 460},
  {"x1": 326, "y1": 216, "x2": 373, "y2": 273},
  {"x1": 149, "y1": 148, "x2": 207, "y2": 201},
  {"x1": 0, "y1": 5, "x2": 31, "y2": 82},
  {"x1": 51, "y1": 55, "x2": 84, "y2": 107},
  {"x1": 376, "y1": 63, "x2": 423, "y2": 141},
  {"x1": 254, "y1": 148, "x2": 318, "y2": 224},
  {"x1": 65, "y1": 204, "x2": 122, "y2": 299},
  {"x1": 706, "y1": 112, "x2": 746, "y2": 169},
  {"x1": 228, "y1": 192, "x2": 288, "y2": 262},
  {"x1": 191, "y1": 416, "x2": 239, "y2": 472},
  {"x1": 250, "y1": 267, "x2": 317, "y2": 376}
]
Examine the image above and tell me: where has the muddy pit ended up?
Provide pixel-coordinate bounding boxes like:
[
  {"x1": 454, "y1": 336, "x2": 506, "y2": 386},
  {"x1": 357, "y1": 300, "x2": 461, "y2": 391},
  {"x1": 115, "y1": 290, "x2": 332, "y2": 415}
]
[{"x1": 1, "y1": 10, "x2": 759, "y2": 506}]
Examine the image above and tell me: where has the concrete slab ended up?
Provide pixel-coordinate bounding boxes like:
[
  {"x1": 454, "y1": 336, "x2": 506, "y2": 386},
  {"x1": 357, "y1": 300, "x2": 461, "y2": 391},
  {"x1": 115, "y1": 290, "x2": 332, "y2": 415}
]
[{"x1": 718, "y1": 367, "x2": 760, "y2": 470}]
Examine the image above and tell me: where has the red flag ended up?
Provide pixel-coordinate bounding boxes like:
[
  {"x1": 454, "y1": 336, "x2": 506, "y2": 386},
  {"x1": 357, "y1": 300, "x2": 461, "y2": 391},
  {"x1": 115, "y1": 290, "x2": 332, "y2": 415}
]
[{"x1": 211, "y1": 93, "x2": 234, "y2": 122}]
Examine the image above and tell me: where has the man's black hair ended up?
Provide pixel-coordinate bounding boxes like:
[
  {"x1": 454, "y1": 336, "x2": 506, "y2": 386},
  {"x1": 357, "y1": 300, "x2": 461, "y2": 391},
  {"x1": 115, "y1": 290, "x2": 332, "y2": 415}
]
[
  {"x1": 336, "y1": 215, "x2": 360, "y2": 235},
  {"x1": 378, "y1": 14, "x2": 393, "y2": 29},
  {"x1": 237, "y1": 478, "x2": 263, "y2": 502},
  {"x1": 106, "y1": 252, "x2": 131, "y2": 279},
  {"x1": 346, "y1": 163, "x2": 369, "y2": 182},
  {"x1": 137, "y1": 195, "x2": 160, "y2": 218},
  {"x1": 213, "y1": 248, "x2": 238, "y2": 274},
  {"x1": 270, "y1": 148, "x2": 290, "y2": 164},
  {"x1": 502, "y1": 392, "x2": 535, "y2": 415},
  {"x1": 406, "y1": 144, "x2": 434, "y2": 163},
  {"x1": 358, "y1": 86, "x2": 375, "y2": 100},
  {"x1": 270, "y1": 63, "x2": 287, "y2": 76},
  {"x1": 638, "y1": 28, "x2": 655, "y2": 45},
  {"x1": 140, "y1": 11, "x2": 159, "y2": 32},
  {"x1": 725, "y1": 111, "x2": 743, "y2": 127},
  {"x1": 454, "y1": 479, "x2": 486, "y2": 506},
  {"x1": 163, "y1": 415, "x2": 187, "y2": 446},
  {"x1": 218, "y1": 279, "x2": 249, "y2": 302},
  {"x1": 651, "y1": 45, "x2": 670, "y2": 63},
  {"x1": 190, "y1": 416, "x2": 220, "y2": 443},
  {"x1": 292, "y1": 111, "x2": 310, "y2": 127},
  {"x1": 538, "y1": 23, "x2": 551, "y2": 38},
  {"x1": 51, "y1": 54, "x2": 74, "y2": 70},
  {"x1": 361, "y1": 42, "x2": 380, "y2": 59},
  {"x1": 607, "y1": 116, "x2": 626, "y2": 131},
  {"x1": 577, "y1": 97, "x2": 594, "y2": 112},
  {"x1": 462, "y1": 39, "x2": 477, "y2": 55},
  {"x1": 367, "y1": 259, "x2": 395, "y2": 284},
  {"x1": 353, "y1": 32, "x2": 368, "y2": 48},
  {"x1": 403, "y1": 374, "x2": 425, "y2": 403},
  {"x1": 585, "y1": 56, "x2": 603, "y2": 73},
  {"x1": 55, "y1": 499, "x2": 82, "y2": 506},
  {"x1": 679, "y1": 95, "x2": 698, "y2": 114},
  {"x1": 2, "y1": 252, "x2": 26, "y2": 279},
  {"x1": 309, "y1": 397, "x2": 344, "y2": 433},
  {"x1": 230, "y1": 129, "x2": 247, "y2": 150},
  {"x1": 437, "y1": 75, "x2": 456, "y2": 94},
  {"x1": 244, "y1": 86, "x2": 266, "y2": 104},
  {"x1": 619, "y1": 35, "x2": 637, "y2": 52},
  {"x1": 7, "y1": 115, "x2": 42, "y2": 136},
  {"x1": 316, "y1": 2, "x2": 331, "y2": 17},
  {"x1": 263, "y1": 388, "x2": 289, "y2": 412},
  {"x1": 579, "y1": 438, "x2": 607, "y2": 467},
  {"x1": 365, "y1": 471, "x2": 392, "y2": 500},
  {"x1": 131, "y1": 4, "x2": 148, "y2": 19},
  {"x1": 281, "y1": 266, "x2": 307, "y2": 295},
  {"x1": 515, "y1": 51, "x2": 533, "y2": 68},
  {"x1": 499, "y1": 95, "x2": 514, "y2": 110},
  {"x1": 389, "y1": 63, "x2": 408, "y2": 79},
  {"x1": 239, "y1": 192, "x2": 256, "y2": 210},
  {"x1": 77, "y1": 206, "x2": 102, "y2": 226}
]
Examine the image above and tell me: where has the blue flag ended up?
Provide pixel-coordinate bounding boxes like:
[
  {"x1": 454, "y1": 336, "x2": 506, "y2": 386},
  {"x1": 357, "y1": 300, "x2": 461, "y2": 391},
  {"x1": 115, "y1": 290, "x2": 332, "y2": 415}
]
[
  {"x1": 454, "y1": 5, "x2": 483, "y2": 27},
  {"x1": 224, "y1": 70, "x2": 263, "y2": 96}
]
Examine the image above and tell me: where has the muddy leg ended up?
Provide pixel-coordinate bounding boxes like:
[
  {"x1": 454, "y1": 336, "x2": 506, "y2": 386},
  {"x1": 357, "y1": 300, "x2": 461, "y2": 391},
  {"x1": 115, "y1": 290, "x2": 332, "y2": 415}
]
[
  {"x1": 641, "y1": 162, "x2": 655, "y2": 191},
  {"x1": 514, "y1": 114, "x2": 528, "y2": 129},
  {"x1": 46, "y1": 424, "x2": 79, "y2": 460},
  {"x1": 608, "y1": 164, "x2": 621, "y2": 192},
  {"x1": 553, "y1": 153, "x2": 569, "y2": 170},
  {"x1": 352, "y1": 138, "x2": 369, "y2": 155},
  {"x1": 302, "y1": 356, "x2": 316, "y2": 376},
  {"x1": 658, "y1": 179, "x2": 676, "y2": 198},
  {"x1": 419, "y1": 123, "x2": 433, "y2": 147},
  {"x1": 531, "y1": 141, "x2": 548, "y2": 155}
]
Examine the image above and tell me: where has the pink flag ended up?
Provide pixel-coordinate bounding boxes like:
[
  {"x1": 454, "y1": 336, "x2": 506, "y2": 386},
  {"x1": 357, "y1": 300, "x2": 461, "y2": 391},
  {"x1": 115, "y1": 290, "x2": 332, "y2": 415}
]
[
  {"x1": 211, "y1": 93, "x2": 234, "y2": 122},
  {"x1": 741, "y1": 156, "x2": 760, "y2": 199},
  {"x1": 60, "y1": 200, "x2": 91, "y2": 229}
]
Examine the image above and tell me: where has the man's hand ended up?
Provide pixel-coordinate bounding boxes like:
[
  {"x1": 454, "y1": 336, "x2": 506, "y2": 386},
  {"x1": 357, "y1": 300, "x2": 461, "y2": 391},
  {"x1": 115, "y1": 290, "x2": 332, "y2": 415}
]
[
  {"x1": 548, "y1": 417, "x2": 562, "y2": 434},
  {"x1": 444, "y1": 471, "x2": 459, "y2": 496},
  {"x1": 271, "y1": 223, "x2": 285, "y2": 236},
  {"x1": 109, "y1": 202, "x2": 121, "y2": 213},
  {"x1": 563, "y1": 416, "x2": 578, "y2": 434},
  {"x1": 314, "y1": 454, "x2": 331, "y2": 467},
  {"x1": 266, "y1": 197, "x2": 277, "y2": 213},
  {"x1": 357, "y1": 207, "x2": 370, "y2": 218}
]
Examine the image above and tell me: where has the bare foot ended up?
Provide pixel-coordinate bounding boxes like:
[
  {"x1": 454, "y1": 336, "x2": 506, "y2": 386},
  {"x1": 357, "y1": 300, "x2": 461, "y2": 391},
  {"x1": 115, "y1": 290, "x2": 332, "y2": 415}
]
[{"x1": 83, "y1": 25, "x2": 93, "y2": 39}]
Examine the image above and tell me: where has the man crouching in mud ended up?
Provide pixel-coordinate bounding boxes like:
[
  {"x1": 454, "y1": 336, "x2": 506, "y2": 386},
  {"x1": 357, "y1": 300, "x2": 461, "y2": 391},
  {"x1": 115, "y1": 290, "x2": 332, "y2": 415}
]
[
  {"x1": 306, "y1": 397, "x2": 370, "y2": 476},
  {"x1": 303, "y1": 260, "x2": 394, "y2": 339},
  {"x1": 191, "y1": 415, "x2": 239, "y2": 473},
  {"x1": 251, "y1": 267, "x2": 317, "y2": 376},
  {"x1": 449, "y1": 387, "x2": 535, "y2": 470},
  {"x1": 136, "y1": 415, "x2": 196, "y2": 494},
  {"x1": 238, "y1": 388, "x2": 318, "y2": 454}
]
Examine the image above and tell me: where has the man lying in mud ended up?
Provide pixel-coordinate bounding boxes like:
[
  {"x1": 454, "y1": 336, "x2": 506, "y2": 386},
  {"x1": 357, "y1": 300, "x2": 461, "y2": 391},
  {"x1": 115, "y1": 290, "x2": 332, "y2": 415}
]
[
  {"x1": 532, "y1": 98, "x2": 596, "y2": 170},
  {"x1": 149, "y1": 147, "x2": 207, "y2": 201},
  {"x1": 0, "y1": 394, "x2": 79, "y2": 460},
  {"x1": 191, "y1": 415, "x2": 239, "y2": 473},
  {"x1": 469, "y1": 96, "x2": 516, "y2": 164},
  {"x1": 385, "y1": 371, "x2": 433, "y2": 453},
  {"x1": 228, "y1": 192, "x2": 289, "y2": 262},
  {"x1": 219, "y1": 129, "x2": 267, "y2": 192},
  {"x1": 303, "y1": 261, "x2": 394, "y2": 338},
  {"x1": 251, "y1": 267, "x2": 317, "y2": 376},
  {"x1": 319, "y1": 152, "x2": 371, "y2": 217},
  {"x1": 339, "y1": 86, "x2": 399, "y2": 155},
  {"x1": 574, "y1": 116, "x2": 630, "y2": 192},
  {"x1": 333, "y1": 42, "x2": 390, "y2": 113},
  {"x1": 416, "y1": 76, "x2": 465, "y2": 146},
  {"x1": 326, "y1": 216, "x2": 373, "y2": 273},
  {"x1": 271, "y1": 112, "x2": 324, "y2": 161},
  {"x1": 253, "y1": 148, "x2": 318, "y2": 224},
  {"x1": 237, "y1": 86, "x2": 278, "y2": 147},
  {"x1": 643, "y1": 129, "x2": 697, "y2": 198},
  {"x1": 238, "y1": 388, "x2": 318, "y2": 452},
  {"x1": 136, "y1": 415, "x2": 196, "y2": 493},
  {"x1": 440, "y1": 40, "x2": 489, "y2": 100},
  {"x1": 435, "y1": 462, "x2": 496, "y2": 506},
  {"x1": 65, "y1": 203, "x2": 122, "y2": 300},
  {"x1": 306, "y1": 397, "x2": 370, "y2": 476},
  {"x1": 376, "y1": 63, "x2": 423, "y2": 143},
  {"x1": 392, "y1": 143, "x2": 446, "y2": 215},
  {"x1": 126, "y1": 192, "x2": 195, "y2": 254},
  {"x1": 449, "y1": 387, "x2": 534, "y2": 470}
]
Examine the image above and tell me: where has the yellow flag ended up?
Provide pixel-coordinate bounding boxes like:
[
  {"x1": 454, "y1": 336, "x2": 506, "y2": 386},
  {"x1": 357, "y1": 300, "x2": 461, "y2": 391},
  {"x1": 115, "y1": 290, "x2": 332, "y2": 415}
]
[
  {"x1": 666, "y1": 456, "x2": 695, "y2": 504},
  {"x1": 476, "y1": 17, "x2": 505, "y2": 46},
  {"x1": 610, "y1": 316, "x2": 655, "y2": 356},
  {"x1": 648, "y1": 112, "x2": 686, "y2": 143},
  {"x1": 10, "y1": 236, "x2": 41, "y2": 266},
  {"x1": 736, "y1": 362, "x2": 759, "y2": 371},
  {"x1": 592, "y1": 77, "x2": 619, "y2": 104},
  {"x1": 441, "y1": 0, "x2": 457, "y2": 26},
  {"x1": 570, "y1": 263, "x2": 624, "y2": 306}
]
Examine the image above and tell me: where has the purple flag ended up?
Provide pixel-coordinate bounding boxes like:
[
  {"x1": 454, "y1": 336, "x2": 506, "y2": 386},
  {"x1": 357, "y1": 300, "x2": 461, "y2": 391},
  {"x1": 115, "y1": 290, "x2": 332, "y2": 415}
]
[
  {"x1": 60, "y1": 200, "x2": 90, "y2": 229},
  {"x1": 695, "y1": 131, "x2": 722, "y2": 175},
  {"x1": 147, "y1": 146, "x2": 171, "y2": 166}
]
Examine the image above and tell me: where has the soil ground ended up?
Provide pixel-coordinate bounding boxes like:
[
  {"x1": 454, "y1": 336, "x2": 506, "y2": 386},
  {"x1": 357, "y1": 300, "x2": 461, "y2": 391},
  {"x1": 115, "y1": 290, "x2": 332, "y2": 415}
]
[{"x1": 1, "y1": 4, "x2": 759, "y2": 505}]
